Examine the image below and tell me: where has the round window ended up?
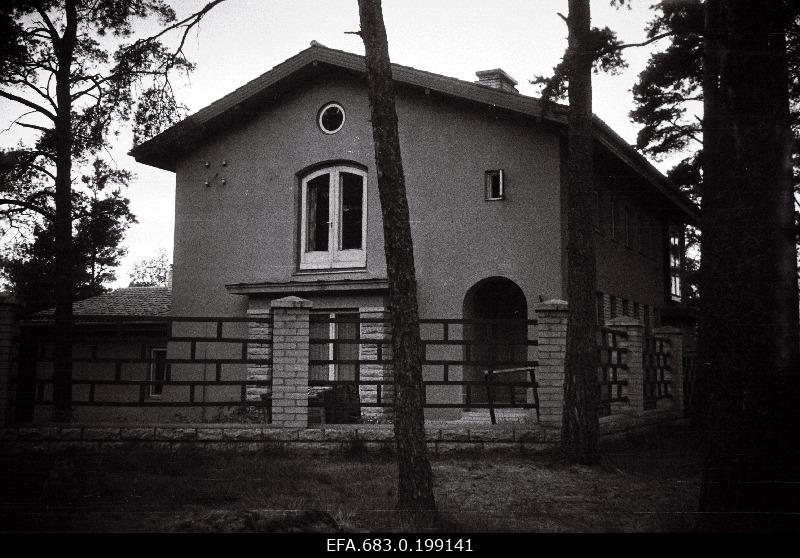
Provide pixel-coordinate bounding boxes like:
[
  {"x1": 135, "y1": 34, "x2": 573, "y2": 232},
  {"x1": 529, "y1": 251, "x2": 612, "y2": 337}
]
[{"x1": 318, "y1": 102, "x2": 345, "y2": 134}]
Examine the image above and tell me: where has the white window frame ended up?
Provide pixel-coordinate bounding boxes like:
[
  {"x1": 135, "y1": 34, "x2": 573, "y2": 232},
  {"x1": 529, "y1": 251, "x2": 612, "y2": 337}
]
[
  {"x1": 299, "y1": 165, "x2": 367, "y2": 270},
  {"x1": 485, "y1": 169, "x2": 504, "y2": 201},
  {"x1": 318, "y1": 102, "x2": 346, "y2": 134}
]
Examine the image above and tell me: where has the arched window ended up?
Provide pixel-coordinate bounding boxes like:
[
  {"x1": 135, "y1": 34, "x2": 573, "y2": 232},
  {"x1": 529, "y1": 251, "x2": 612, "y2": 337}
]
[{"x1": 299, "y1": 165, "x2": 367, "y2": 270}]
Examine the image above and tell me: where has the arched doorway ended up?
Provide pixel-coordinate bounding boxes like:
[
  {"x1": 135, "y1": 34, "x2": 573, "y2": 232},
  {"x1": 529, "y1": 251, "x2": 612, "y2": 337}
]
[{"x1": 462, "y1": 277, "x2": 528, "y2": 403}]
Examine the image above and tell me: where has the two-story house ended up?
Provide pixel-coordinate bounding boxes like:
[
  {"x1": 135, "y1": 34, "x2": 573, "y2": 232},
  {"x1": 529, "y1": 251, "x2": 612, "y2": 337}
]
[{"x1": 128, "y1": 44, "x2": 698, "y2": 420}]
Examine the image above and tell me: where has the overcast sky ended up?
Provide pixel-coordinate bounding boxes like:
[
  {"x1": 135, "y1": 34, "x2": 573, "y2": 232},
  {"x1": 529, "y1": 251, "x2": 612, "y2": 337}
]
[{"x1": 0, "y1": 0, "x2": 670, "y2": 288}]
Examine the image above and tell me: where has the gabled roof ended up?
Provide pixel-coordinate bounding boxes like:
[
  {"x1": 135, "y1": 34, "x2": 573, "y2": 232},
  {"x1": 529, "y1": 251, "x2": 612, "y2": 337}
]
[
  {"x1": 129, "y1": 44, "x2": 699, "y2": 224},
  {"x1": 34, "y1": 287, "x2": 171, "y2": 320}
]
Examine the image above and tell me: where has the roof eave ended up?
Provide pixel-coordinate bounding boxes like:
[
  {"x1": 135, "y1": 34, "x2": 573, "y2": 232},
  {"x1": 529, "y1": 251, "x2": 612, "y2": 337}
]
[{"x1": 592, "y1": 118, "x2": 701, "y2": 226}]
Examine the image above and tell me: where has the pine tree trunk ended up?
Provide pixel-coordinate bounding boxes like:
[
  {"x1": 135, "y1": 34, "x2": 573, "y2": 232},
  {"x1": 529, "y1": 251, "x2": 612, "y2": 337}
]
[
  {"x1": 356, "y1": 0, "x2": 436, "y2": 523},
  {"x1": 51, "y1": 0, "x2": 78, "y2": 422},
  {"x1": 699, "y1": 0, "x2": 800, "y2": 527},
  {"x1": 560, "y1": 0, "x2": 600, "y2": 465}
]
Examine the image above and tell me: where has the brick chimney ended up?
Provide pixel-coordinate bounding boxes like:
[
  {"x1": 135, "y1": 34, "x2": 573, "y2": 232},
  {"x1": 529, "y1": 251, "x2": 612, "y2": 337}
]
[{"x1": 475, "y1": 68, "x2": 518, "y2": 94}]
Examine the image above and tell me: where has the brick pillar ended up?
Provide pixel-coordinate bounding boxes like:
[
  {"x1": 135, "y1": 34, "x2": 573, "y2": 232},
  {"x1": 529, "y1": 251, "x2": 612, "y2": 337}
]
[
  {"x1": 607, "y1": 316, "x2": 645, "y2": 415},
  {"x1": 358, "y1": 307, "x2": 393, "y2": 421},
  {"x1": 0, "y1": 293, "x2": 19, "y2": 426},
  {"x1": 602, "y1": 294, "x2": 612, "y2": 324},
  {"x1": 270, "y1": 296, "x2": 311, "y2": 428},
  {"x1": 246, "y1": 308, "x2": 273, "y2": 421},
  {"x1": 654, "y1": 326, "x2": 684, "y2": 415},
  {"x1": 534, "y1": 299, "x2": 568, "y2": 426}
]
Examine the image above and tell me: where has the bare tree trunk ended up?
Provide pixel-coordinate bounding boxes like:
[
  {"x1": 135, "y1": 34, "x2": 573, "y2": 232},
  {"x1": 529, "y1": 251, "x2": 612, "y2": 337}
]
[
  {"x1": 699, "y1": 0, "x2": 800, "y2": 528},
  {"x1": 52, "y1": 0, "x2": 78, "y2": 422},
  {"x1": 560, "y1": 0, "x2": 600, "y2": 464},
  {"x1": 356, "y1": 0, "x2": 436, "y2": 523}
]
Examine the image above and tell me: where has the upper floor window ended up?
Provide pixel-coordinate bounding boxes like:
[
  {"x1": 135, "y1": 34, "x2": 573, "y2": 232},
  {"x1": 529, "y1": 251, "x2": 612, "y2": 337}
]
[
  {"x1": 300, "y1": 165, "x2": 366, "y2": 270},
  {"x1": 485, "y1": 169, "x2": 504, "y2": 200},
  {"x1": 593, "y1": 190, "x2": 601, "y2": 233},
  {"x1": 609, "y1": 199, "x2": 617, "y2": 240},
  {"x1": 639, "y1": 214, "x2": 647, "y2": 255},
  {"x1": 624, "y1": 206, "x2": 632, "y2": 247},
  {"x1": 669, "y1": 224, "x2": 684, "y2": 302}
]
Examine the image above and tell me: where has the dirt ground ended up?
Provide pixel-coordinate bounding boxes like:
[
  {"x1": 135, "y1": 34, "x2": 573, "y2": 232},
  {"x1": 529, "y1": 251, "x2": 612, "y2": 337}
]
[{"x1": 0, "y1": 423, "x2": 707, "y2": 533}]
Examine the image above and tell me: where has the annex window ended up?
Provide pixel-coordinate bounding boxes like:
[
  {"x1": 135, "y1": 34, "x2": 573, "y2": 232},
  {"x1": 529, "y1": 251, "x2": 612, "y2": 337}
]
[
  {"x1": 300, "y1": 166, "x2": 367, "y2": 270},
  {"x1": 485, "y1": 169, "x2": 504, "y2": 200},
  {"x1": 318, "y1": 102, "x2": 345, "y2": 134},
  {"x1": 669, "y1": 224, "x2": 684, "y2": 302},
  {"x1": 148, "y1": 348, "x2": 167, "y2": 398}
]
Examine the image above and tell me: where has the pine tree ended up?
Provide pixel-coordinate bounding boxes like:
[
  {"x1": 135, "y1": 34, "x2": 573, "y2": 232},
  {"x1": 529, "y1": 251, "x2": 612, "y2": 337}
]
[
  {"x1": 356, "y1": 0, "x2": 436, "y2": 525},
  {"x1": 0, "y1": 0, "x2": 226, "y2": 419}
]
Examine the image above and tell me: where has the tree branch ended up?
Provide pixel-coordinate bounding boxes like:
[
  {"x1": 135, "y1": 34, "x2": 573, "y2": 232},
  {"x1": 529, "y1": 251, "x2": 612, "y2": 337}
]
[
  {"x1": 27, "y1": 150, "x2": 57, "y2": 164},
  {"x1": 0, "y1": 198, "x2": 54, "y2": 221},
  {"x1": 16, "y1": 121, "x2": 51, "y2": 134},
  {"x1": 0, "y1": 90, "x2": 57, "y2": 121},
  {"x1": 29, "y1": 164, "x2": 57, "y2": 181},
  {"x1": 125, "y1": 0, "x2": 227, "y2": 51},
  {"x1": 70, "y1": 73, "x2": 107, "y2": 101},
  {"x1": 616, "y1": 31, "x2": 674, "y2": 51},
  {"x1": 34, "y1": 6, "x2": 62, "y2": 46}
]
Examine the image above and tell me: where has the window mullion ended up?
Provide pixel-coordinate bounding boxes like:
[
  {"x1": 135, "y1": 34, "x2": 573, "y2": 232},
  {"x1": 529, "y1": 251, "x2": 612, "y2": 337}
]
[
  {"x1": 330, "y1": 169, "x2": 342, "y2": 265},
  {"x1": 329, "y1": 314, "x2": 336, "y2": 381},
  {"x1": 330, "y1": 170, "x2": 339, "y2": 265}
]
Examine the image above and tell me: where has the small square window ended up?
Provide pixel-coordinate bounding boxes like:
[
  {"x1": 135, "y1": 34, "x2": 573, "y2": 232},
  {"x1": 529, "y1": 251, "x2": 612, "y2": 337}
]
[{"x1": 485, "y1": 170, "x2": 504, "y2": 200}]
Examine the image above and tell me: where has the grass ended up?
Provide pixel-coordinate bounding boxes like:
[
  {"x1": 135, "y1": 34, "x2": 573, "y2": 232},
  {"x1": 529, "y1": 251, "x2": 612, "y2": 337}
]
[{"x1": 0, "y1": 423, "x2": 708, "y2": 532}]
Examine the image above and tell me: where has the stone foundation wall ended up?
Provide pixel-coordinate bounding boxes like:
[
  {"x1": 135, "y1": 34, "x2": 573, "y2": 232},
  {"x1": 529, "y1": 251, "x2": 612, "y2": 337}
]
[{"x1": 0, "y1": 409, "x2": 681, "y2": 455}]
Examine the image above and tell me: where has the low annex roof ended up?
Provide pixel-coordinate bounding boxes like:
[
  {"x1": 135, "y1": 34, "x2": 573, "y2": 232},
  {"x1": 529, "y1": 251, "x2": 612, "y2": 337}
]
[
  {"x1": 129, "y1": 44, "x2": 699, "y2": 224},
  {"x1": 34, "y1": 287, "x2": 172, "y2": 321}
]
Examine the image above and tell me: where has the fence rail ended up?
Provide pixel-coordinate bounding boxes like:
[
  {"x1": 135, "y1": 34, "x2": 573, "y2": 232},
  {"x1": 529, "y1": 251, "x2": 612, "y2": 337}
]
[
  {"x1": 13, "y1": 316, "x2": 273, "y2": 422},
  {"x1": 307, "y1": 315, "x2": 539, "y2": 424},
  {"x1": 6, "y1": 312, "x2": 684, "y2": 426}
]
